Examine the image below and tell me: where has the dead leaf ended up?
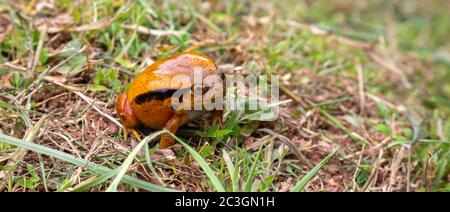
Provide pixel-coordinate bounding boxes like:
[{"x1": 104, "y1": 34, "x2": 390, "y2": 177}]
[
  {"x1": 71, "y1": 18, "x2": 114, "y2": 32},
  {"x1": 45, "y1": 17, "x2": 114, "y2": 33},
  {"x1": 122, "y1": 24, "x2": 186, "y2": 36},
  {"x1": 34, "y1": 14, "x2": 73, "y2": 33}
]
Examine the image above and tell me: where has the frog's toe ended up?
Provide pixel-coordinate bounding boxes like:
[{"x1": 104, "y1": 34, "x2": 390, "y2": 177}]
[{"x1": 123, "y1": 128, "x2": 142, "y2": 142}]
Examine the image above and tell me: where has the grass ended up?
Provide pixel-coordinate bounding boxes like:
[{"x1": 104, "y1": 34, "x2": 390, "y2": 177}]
[
  {"x1": 0, "y1": 0, "x2": 449, "y2": 192},
  {"x1": 0, "y1": 132, "x2": 175, "y2": 192},
  {"x1": 291, "y1": 148, "x2": 339, "y2": 192}
]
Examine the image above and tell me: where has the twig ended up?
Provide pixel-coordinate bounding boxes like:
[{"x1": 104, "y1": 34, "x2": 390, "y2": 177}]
[
  {"x1": 42, "y1": 76, "x2": 83, "y2": 91},
  {"x1": 406, "y1": 148, "x2": 412, "y2": 192},
  {"x1": 122, "y1": 24, "x2": 186, "y2": 36},
  {"x1": 356, "y1": 63, "x2": 365, "y2": 115},
  {"x1": 0, "y1": 62, "x2": 27, "y2": 72},
  {"x1": 47, "y1": 18, "x2": 114, "y2": 33}
]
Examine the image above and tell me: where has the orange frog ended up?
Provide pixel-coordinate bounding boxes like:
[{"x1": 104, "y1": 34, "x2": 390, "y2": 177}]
[{"x1": 115, "y1": 52, "x2": 221, "y2": 148}]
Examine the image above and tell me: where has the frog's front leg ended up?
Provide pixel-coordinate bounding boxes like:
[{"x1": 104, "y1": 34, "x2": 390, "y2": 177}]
[{"x1": 160, "y1": 114, "x2": 186, "y2": 149}]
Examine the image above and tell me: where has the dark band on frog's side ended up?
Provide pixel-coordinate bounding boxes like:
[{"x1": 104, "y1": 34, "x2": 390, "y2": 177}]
[{"x1": 134, "y1": 87, "x2": 192, "y2": 104}]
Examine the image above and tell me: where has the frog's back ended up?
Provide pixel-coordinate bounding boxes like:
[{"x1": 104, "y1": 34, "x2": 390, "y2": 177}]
[{"x1": 127, "y1": 52, "x2": 218, "y2": 104}]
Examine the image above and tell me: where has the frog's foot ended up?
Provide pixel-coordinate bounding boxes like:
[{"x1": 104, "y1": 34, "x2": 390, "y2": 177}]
[
  {"x1": 130, "y1": 128, "x2": 142, "y2": 142},
  {"x1": 123, "y1": 128, "x2": 142, "y2": 142},
  {"x1": 160, "y1": 114, "x2": 185, "y2": 149}
]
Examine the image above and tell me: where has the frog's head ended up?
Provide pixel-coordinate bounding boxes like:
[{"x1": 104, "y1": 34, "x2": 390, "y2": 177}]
[{"x1": 115, "y1": 92, "x2": 140, "y2": 129}]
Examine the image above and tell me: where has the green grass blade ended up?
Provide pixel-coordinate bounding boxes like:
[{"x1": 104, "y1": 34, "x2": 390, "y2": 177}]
[
  {"x1": 137, "y1": 0, "x2": 157, "y2": 17},
  {"x1": 320, "y1": 109, "x2": 370, "y2": 145},
  {"x1": 222, "y1": 150, "x2": 238, "y2": 192},
  {"x1": 106, "y1": 130, "x2": 166, "y2": 192},
  {"x1": 144, "y1": 143, "x2": 166, "y2": 186},
  {"x1": 243, "y1": 147, "x2": 263, "y2": 192},
  {"x1": 185, "y1": 0, "x2": 220, "y2": 32},
  {"x1": 0, "y1": 133, "x2": 176, "y2": 192},
  {"x1": 72, "y1": 168, "x2": 120, "y2": 192},
  {"x1": 171, "y1": 133, "x2": 225, "y2": 192},
  {"x1": 37, "y1": 153, "x2": 49, "y2": 192},
  {"x1": 291, "y1": 148, "x2": 339, "y2": 192}
]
